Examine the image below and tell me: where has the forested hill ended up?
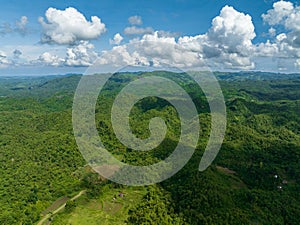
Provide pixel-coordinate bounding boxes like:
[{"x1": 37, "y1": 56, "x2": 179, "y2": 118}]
[
  {"x1": 1, "y1": 71, "x2": 300, "y2": 98},
  {"x1": 0, "y1": 71, "x2": 299, "y2": 224}
]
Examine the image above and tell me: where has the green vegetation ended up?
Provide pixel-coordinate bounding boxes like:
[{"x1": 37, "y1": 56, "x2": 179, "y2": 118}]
[
  {"x1": 0, "y1": 71, "x2": 299, "y2": 224},
  {"x1": 51, "y1": 184, "x2": 147, "y2": 225}
]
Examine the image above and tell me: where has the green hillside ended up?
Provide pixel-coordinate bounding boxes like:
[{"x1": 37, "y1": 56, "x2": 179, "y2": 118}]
[{"x1": 0, "y1": 72, "x2": 299, "y2": 224}]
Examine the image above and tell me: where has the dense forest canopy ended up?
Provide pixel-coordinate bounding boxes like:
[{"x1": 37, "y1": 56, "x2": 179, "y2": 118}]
[{"x1": 0, "y1": 71, "x2": 299, "y2": 224}]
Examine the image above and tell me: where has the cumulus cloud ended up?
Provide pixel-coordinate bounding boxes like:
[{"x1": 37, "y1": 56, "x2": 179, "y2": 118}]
[
  {"x1": 268, "y1": 27, "x2": 276, "y2": 37},
  {"x1": 98, "y1": 45, "x2": 146, "y2": 67},
  {"x1": 262, "y1": 1, "x2": 294, "y2": 26},
  {"x1": 109, "y1": 33, "x2": 123, "y2": 45},
  {"x1": 99, "y1": 5, "x2": 256, "y2": 70},
  {"x1": 133, "y1": 33, "x2": 202, "y2": 67},
  {"x1": 124, "y1": 15, "x2": 155, "y2": 36},
  {"x1": 124, "y1": 26, "x2": 154, "y2": 35},
  {"x1": 256, "y1": 41, "x2": 278, "y2": 57},
  {"x1": 156, "y1": 30, "x2": 181, "y2": 38},
  {"x1": 10, "y1": 2, "x2": 300, "y2": 71},
  {"x1": 205, "y1": 5, "x2": 256, "y2": 69},
  {"x1": 99, "y1": 32, "x2": 205, "y2": 69},
  {"x1": 99, "y1": 34, "x2": 168, "y2": 67},
  {"x1": 262, "y1": 0, "x2": 300, "y2": 46},
  {"x1": 128, "y1": 15, "x2": 142, "y2": 25},
  {"x1": 15, "y1": 16, "x2": 28, "y2": 35},
  {"x1": 38, "y1": 52, "x2": 64, "y2": 66},
  {"x1": 39, "y1": 7, "x2": 106, "y2": 45},
  {"x1": 0, "y1": 51, "x2": 11, "y2": 68},
  {"x1": 34, "y1": 41, "x2": 98, "y2": 67},
  {"x1": 295, "y1": 58, "x2": 300, "y2": 68},
  {"x1": 262, "y1": 1, "x2": 300, "y2": 43},
  {"x1": 65, "y1": 41, "x2": 98, "y2": 66},
  {"x1": 260, "y1": 1, "x2": 300, "y2": 67},
  {"x1": 0, "y1": 16, "x2": 28, "y2": 36},
  {"x1": 3, "y1": 5, "x2": 258, "y2": 70},
  {"x1": 208, "y1": 6, "x2": 255, "y2": 54}
]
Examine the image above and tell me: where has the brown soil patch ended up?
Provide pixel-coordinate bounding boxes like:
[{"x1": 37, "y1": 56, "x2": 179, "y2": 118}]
[
  {"x1": 216, "y1": 166, "x2": 236, "y2": 175},
  {"x1": 93, "y1": 164, "x2": 121, "y2": 179}
]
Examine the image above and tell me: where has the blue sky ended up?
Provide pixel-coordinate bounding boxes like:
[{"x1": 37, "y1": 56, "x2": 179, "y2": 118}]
[{"x1": 1, "y1": 0, "x2": 300, "y2": 75}]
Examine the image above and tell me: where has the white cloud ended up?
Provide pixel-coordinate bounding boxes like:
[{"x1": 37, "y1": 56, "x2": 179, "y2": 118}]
[
  {"x1": 124, "y1": 26, "x2": 154, "y2": 35},
  {"x1": 222, "y1": 53, "x2": 254, "y2": 70},
  {"x1": 65, "y1": 41, "x2": 98, "y2": 66},
  {"x1": 294, "y1": 58, "x2": 300, "y2": 68},
  {"x1": 262, "y1": 1, "x2": 293, "y2": 26},
  {"x1": 7, "y1": 2, "x2": 300, "y2": 72},
  {"x1": 33, "y1": 41, "x2": 98, "y2": 67},
  {"x1": 262, "y1": 0, "x2": 300, "y2": 40},
  {"x1": 171, "y1": 6, "x2": 257, "y2": 69},
  {"x1": 2, "y1": 44, "x2": 68, "y2": 63},
  {"x1": 156, "y1": 30, "x2": 181, "y2": 38},
  {"x1": 208, "y1": 6, "x2": 255, "y2": 54},
  {"x1": 268, "y1": 27, "x2": 276, "y2": 37},
  {"x1": 0, "y1": 51, "x2": 11, "y2": 68},
  {"x1": 205, "y1": 5, "x2": 256, "y2": 69},
  {"x1": 135, "y1": 33, "x2": 202, "y2": 67},
  {"x1": 256, "y1": 41, "x2": 278, "y2": 57},
  {"x1": 276, "y1": 33, "x2": 287, "y2": 42},
  {"x1": 98, "y1": 45, "x2": 145, "y2": 67},
  {"x1": 100, "y1": 5, "x2": 256, "y2": 70},
  {"x1": 15, "y1": 16, "x2": 28, "y2": 35},
  {"x1": 39, "y1": 7, "x2": 106, "y2": 45},
  {"x1": 259, "y1": 1, "x2": 300, "y2": 68},
  {"x1": 109, "y1": 33, "x2": 123, "y2": 45},
  {"x1": 0, "y1": 16, "x2": 28, "y2": 36},
  {"x1": 38, "y1": 52, "x2": 64, "y2": 66},
  {"x1": 98, "y1": 32, "x2": 205, "y2": 69},
  {"x1": 128, "y1": 15, "x2": 142, "y2": 25}
]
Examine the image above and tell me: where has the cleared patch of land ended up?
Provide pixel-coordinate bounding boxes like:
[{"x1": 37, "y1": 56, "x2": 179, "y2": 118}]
[
  {"x1": 51, "y1": 186, "x2": 147, "y2": 225},
  {"x1": 37, "y1": 190, "x2": 86, "y2": 225}
]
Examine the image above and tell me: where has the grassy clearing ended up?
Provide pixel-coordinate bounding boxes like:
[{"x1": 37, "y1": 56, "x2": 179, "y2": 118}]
[
  {"x1": 51, "y1": 185, "x2": 147, "y2": 225},
  {"x1": 41, "y1": 196, "x2": 70, "y2": 216}
]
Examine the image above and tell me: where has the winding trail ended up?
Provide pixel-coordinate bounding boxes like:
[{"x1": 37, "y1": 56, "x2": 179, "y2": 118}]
[{"x1": 37, "y1": 190, "x2": 86, "y2": 225}]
